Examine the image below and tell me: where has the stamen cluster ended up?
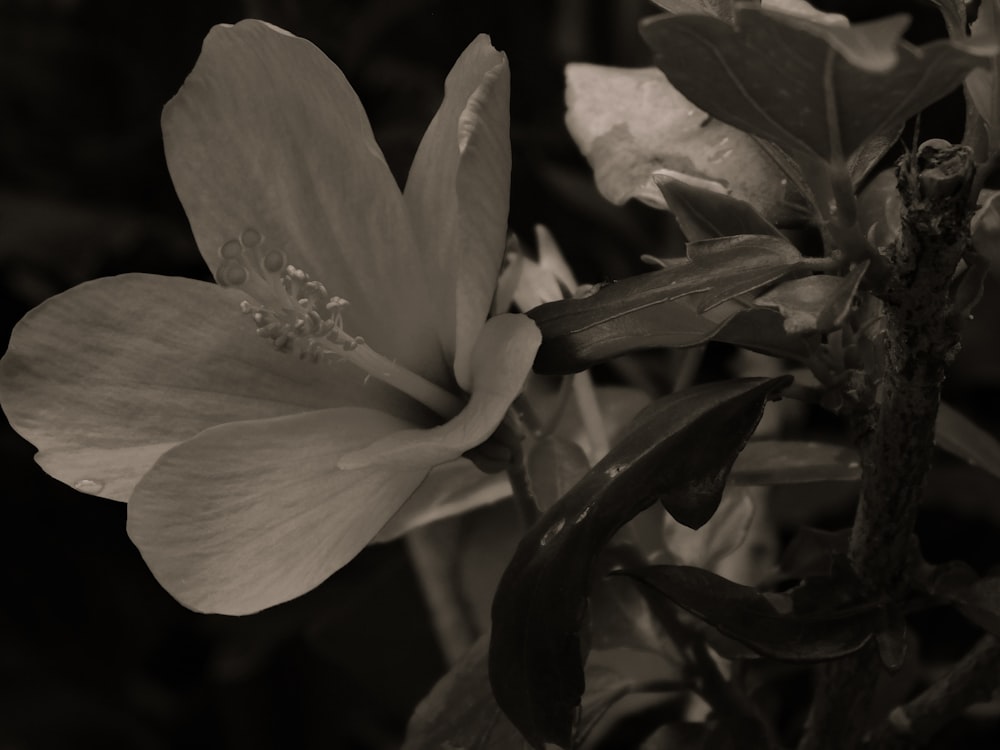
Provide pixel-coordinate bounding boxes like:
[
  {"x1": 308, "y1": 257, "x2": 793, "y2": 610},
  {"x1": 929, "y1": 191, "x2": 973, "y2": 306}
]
[{"x1": 216, "y1": 229, "x2": 361, "y2": 362}]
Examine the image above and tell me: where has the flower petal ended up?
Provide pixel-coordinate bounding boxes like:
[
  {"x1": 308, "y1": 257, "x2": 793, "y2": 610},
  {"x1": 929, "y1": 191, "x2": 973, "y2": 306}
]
[
  {"x1": 162, "y1": 20, "x2": 446, "y2": 383},
  {"x1": 373, "y1": 458, "x2": 511, "y2": 542},
  {"x1": 338, "y1": 314, "x2": 540, "y2": 470},
  {"x1": 404, "y1": 35, "x2": 512, "y2": 390},
  {"x1": 127, "y1": 407, "x2": 427, "y2": 615},
  {"x1": 0, "y1": 274, "x2": 385, "y2": 502}
]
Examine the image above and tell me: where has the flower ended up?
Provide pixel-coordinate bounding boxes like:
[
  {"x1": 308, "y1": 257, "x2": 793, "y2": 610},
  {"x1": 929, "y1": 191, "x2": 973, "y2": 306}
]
[{"x1": 0, "y1": 21, "x2": 540, "y2": 615}]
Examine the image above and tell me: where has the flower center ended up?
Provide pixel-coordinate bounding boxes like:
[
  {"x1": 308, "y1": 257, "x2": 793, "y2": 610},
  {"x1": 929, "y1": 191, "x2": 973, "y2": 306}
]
[{"x1": 215, "y1": 229, "x2": 464, "y2": 420}]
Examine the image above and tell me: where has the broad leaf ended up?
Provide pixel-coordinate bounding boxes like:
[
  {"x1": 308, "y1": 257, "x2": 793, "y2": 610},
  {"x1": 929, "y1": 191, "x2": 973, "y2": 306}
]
[
  {"x1": 731, "y1": 440, "x2": 861, "y2": 484},
  {"x1": 641, "y1": 7, "x2": 987, "y2": 163},
  {"x1": 935, "y1": 401, "x2": 1000, "y2": 481},
  {"x1": 655, "y1": 175, "x2": 784, "y2": 241},
  {"x1": 489, "y1": 377, "x2": 790, "y2": 748},
  {"x1": 625, "y1": 565, "x2": 879, "y2": 661},
  {"x1": 563, "y1": 63, "x2": 796, "y2": 223}
]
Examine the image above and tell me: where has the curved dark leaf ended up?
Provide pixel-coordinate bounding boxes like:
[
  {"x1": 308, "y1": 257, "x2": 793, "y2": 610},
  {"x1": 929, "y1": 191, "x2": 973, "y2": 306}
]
[
  {"x1": 624, "y1": 565, "x2": 879, "y2": 661},
  {"x1": 489, "y1": 377, "x2": 791, "y2": 748}
]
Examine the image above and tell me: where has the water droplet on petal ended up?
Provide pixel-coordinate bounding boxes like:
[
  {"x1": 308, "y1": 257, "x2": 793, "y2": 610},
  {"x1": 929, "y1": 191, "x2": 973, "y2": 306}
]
[
  {"x1": 74, "y1": 479, "x2": 104, "y2": 494},
  {"x1": 540, "y1": 518, "x2": 566, "y2": 546}
]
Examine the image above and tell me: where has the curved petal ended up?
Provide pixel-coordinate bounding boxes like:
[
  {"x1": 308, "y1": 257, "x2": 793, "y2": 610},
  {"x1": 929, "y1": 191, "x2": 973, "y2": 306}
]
[
  {"x1": 163, "y1": 20, "x2": 446, "y2": 383},
  {"x1": 338, "y1": 314, "x2": 540, "y2": 470},
  {"x1": 373, "y1": 458, "x2": 511, "y2": 542},
  {"x1": 0, "y1": 274, "x2": 386, "y2": 501},
  {"x1": 127, "y1": 407, "x2": 428, "y2": 615},
  {"x1": 404, "y1": 35, "x2": 511, "y2": 390}
]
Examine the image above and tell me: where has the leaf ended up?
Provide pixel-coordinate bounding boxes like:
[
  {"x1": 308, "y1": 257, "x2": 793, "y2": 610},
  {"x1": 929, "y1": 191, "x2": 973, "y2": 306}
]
[
  {"x1": 856, "y1": 168, "x2": 902, "y2": 247},
  {"x1": 713, "y1": 307, "x2": 811, "y2": 360},
  {"x1": 563, "y1": 63, "x2": 796, "y2": 223},
  {"x1": 489, "y1": 377, "x2": 790, "y2": 749},
  {"x1": 646, "y1": 234, "x2": 805, "y2": 311},
  {"x1": 654, "y1": 174, "x2": 784, "y2": 240},
  {"x1": 661, "y1": 485, "x2": 755, "y2": 571},
  {"x1": 528, "y1": 275, "x2": 732, "y2": 375},
  {"x1": 971, "y1": 188, "x2": 1000, "y2": 280},
  {"x1": 731, "y1": 440, "x2": 861, "y2": 484},
  {"x1": 935, "y1": 401, "x2": 1000, "y2": 481},
  {"x1": 780, "y1": 527, "x2": 851, "y2": 579},
  {"x1": 946, "y1": 576, "x2": 1000, "y2": 637},
  {"x1": 754, "y1": 263, "x2": 867, "y2": 334},
  {"x1": 402, "y1": 635, "x2": 531, "y2": 750},
  {"x1": 640, "y1": 6, "x2": 988, "y2": 164},
  {"x1": 624, "y1": 565, "x2": 879, "y2": 661},
  {"x1": 966, "y1": 0, "x2": 1000, "y2": 151},
  {"x1": 650, "y1": 0, "x2": 734, "y2": 20},
  {"x1": 928, "y1": 0, "x2": 968, "y2": 39},
  {"x1": 527, "y1": 435, "x2": 591, "y2": 510}
]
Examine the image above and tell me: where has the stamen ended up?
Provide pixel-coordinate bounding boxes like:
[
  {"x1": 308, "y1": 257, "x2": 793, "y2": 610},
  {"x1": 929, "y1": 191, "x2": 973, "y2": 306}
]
[{"x1": 219, "y1": 228, "x2": 464, "y2": 420}]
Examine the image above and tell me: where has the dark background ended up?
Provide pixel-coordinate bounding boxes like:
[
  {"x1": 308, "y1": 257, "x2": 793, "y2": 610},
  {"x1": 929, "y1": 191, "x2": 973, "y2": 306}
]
[{"x1": 1, "y1": 0, "x2": 998, "y2": 748}]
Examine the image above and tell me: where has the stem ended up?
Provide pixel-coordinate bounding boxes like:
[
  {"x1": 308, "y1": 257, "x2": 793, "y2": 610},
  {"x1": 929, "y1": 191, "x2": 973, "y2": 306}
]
[
  {"x1": 867, "y1": 635, "x2": 1000, "y2": 748},
  {"x1": 571, "y1": 371, "x2": 609, "y2": 460},
  {"x1": 406, "y1": 525, "x2": 478, "y2": 665},
  {"x1": 799, "y1": 142, "x2": 975, "y2": 750}
]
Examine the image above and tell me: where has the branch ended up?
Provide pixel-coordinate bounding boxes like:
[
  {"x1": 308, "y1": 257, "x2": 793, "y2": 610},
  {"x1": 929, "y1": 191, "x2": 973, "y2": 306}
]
[
  {"x1": 867, "y1": 635, "x2": 1000, "y2": 749},
  {"x1": 799, "y1": 141, "x2": 976, "y2": 750}
]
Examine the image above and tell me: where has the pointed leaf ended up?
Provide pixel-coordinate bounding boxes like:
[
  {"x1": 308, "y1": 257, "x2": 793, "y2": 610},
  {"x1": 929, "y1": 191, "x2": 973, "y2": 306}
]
[
  {"x1": 641, "y1": 7, "x2": 988, "y2": 163},
  {"x1": 625, "y1": 565, "x2": 878, "y2": 661},
  {"x1": 489, "y1": 377, "x2": 790, "y2": 748},
  {"x1": 713, "y1": 308, "x2": 811, "y2": 360},
  {"x1": 755, "y1": 263, "x2": 866, "y2": 334},
  {"x1": 936, "y1": 401, "x2": 1000, "y2": 481},
  {"x1": 731, "y1": 440, "x2": 861, "y2": 484},
  {"x1": 655, "y1": 175, "x2": 784, "y2": 241},
  {"x1": 528, "y1": 276, "x2": 731, "y2": 375}
]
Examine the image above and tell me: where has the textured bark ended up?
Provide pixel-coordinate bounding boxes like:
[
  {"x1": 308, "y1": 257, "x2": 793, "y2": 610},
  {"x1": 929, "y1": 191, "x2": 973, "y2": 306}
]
[{"x1": 799, "y1": 142, "x2": 975, "y2": 750}]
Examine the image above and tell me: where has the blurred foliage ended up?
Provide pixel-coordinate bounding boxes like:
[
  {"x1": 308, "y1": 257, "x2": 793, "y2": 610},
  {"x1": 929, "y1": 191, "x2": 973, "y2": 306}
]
[{"x1": 1, "y1": 0, "x2": 999, "y2": 748}]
